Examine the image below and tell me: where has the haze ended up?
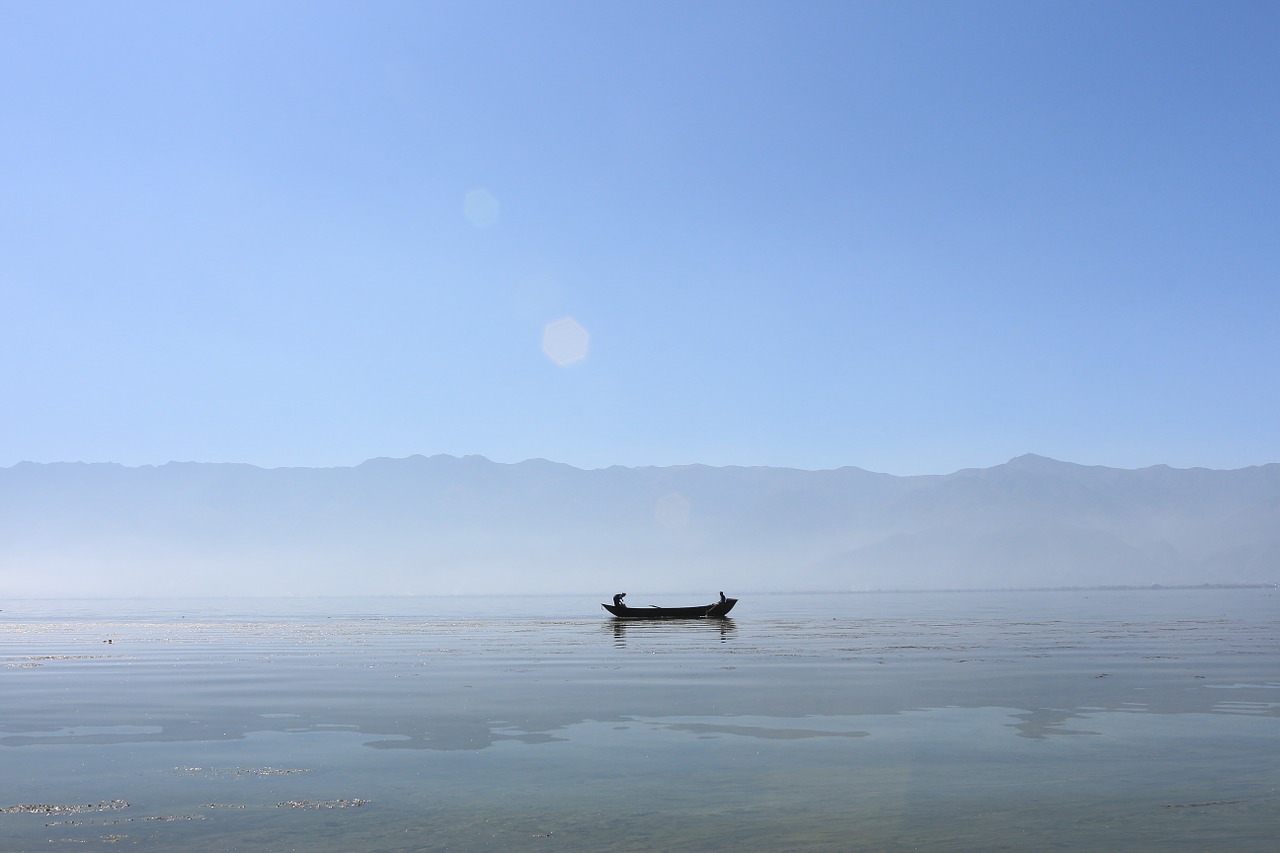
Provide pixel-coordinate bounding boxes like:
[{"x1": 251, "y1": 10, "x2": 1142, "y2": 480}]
[{"x1": 2, "y1": 454, "x2": 1276, "y2": 598}]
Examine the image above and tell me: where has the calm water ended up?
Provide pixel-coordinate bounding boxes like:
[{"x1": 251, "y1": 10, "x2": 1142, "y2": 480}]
[{"x1": 1, "y1": 590, "x2": 1277, "y2": 852}]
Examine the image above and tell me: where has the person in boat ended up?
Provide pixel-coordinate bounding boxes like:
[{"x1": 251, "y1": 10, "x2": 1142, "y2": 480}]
[
  {"x1": 718, "y1": 591, "x2": 727, "y2": 604},
  {"x1": 613, "y1": 592, "x2": 627, "y2": 608}
]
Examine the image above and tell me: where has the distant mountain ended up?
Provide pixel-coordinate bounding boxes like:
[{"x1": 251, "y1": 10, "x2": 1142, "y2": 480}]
[{"x1": 1, "y1": 454, "x2": 1276, "y2": 596}]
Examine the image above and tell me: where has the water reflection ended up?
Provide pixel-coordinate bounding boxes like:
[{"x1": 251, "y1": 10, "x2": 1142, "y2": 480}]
[
  {"x1": 609, "y1": 617, "x2": 737, "y2": 647},
  {"x1": 3, "y1": 593, "x2": 1277, "y2": 852}
]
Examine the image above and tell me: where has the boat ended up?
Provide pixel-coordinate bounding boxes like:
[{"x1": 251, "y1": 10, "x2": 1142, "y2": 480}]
[{"x1": 601, "y1": 596, "x2": 737, "y2": 619}]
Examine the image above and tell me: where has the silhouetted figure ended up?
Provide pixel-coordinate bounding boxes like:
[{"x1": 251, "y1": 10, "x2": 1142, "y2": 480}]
[
  {"x1": 718, "y1": 591, "x2": 727, "y2": 604},
  {"x1": 613, "y1": 592, "x2": 627, "y2": 608}
]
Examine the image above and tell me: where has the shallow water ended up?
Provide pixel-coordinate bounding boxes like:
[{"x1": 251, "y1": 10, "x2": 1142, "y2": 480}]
[{"x1": 1, "y1": 590, "x2": 1277, "y2": 851}]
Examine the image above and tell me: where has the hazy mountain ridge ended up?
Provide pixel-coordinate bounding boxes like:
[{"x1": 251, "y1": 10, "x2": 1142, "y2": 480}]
[{"x1": 1, "y1": 454, "x2": 1276, "y2": 597}]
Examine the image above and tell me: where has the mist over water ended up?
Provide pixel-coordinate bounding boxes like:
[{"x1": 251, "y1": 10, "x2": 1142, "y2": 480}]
[
  {"x1": 2, "y1": 590, "x2": 1277, "y2": 851},
  {"x1": 5, "y1": 455, "x2": 1277, "y2": 598}
]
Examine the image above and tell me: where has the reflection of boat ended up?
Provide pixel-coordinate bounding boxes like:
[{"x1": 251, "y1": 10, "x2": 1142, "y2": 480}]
[
  {"x1": 601, "y1": 598, "x2": 737, "y2": 619},
  {"x1": 610, "y1": 616, "x2": 736, "y2": 648}
]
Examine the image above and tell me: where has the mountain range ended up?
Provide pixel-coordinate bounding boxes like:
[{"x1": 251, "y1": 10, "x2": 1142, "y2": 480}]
[{"x1": 1, "y1": 454, "x2": 1276, "y2": 597}]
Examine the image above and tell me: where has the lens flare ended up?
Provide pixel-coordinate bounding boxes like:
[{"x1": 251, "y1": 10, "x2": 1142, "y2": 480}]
[
  {"x1": 463, "y1": 188, "x2": 500, "y2": 227},
  {"x1": 655, "y1": 492, "x2": 691, "y2": 528},
  {"x1": 542, "y1": 316, "x2": 589, "y2": 366}
]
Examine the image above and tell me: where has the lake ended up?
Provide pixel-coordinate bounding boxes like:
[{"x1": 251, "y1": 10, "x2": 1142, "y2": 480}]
[{"x1": 2, "y1": 589, "x2": 1277, "y2": 851}]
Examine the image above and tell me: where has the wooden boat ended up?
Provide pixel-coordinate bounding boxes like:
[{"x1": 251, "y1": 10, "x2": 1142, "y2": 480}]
[{"x1": 601, "y1": 597, "x2": 737, "y2": 619}]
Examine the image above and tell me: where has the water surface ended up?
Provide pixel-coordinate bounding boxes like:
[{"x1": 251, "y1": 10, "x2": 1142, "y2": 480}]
[{"x1": 2, "y1": 590, "x2": 1276, "y2": 851}]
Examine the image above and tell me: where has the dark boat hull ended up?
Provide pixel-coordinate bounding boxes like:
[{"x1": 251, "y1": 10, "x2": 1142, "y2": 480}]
[{"x1": 602, "y1": 598, "x2": 737, "y2": 619}]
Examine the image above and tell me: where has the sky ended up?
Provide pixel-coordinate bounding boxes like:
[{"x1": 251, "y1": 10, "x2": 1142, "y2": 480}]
[{"x1": 2, "y1": 0, "x2": 1277, "y2": 477}]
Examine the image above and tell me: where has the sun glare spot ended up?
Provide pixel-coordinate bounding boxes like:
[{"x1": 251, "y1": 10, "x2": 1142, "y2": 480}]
[
  {"x1": 463, "y1": 188, "x2": 500, "y2": 227},
  {"x1": 655, "y1": 492, "x2": 691, "y2": 528},
  {"x1": 542, "y1": 316, "x2": 590, "y2": 366}
]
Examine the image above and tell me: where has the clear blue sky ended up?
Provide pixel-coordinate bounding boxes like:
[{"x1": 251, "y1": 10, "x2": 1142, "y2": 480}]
[{"x1": 2, "y1": 0, "x2": 1277, "y2": 475}]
